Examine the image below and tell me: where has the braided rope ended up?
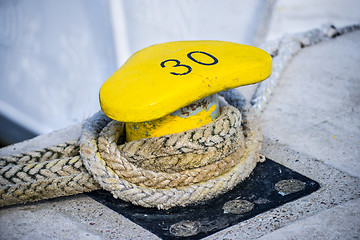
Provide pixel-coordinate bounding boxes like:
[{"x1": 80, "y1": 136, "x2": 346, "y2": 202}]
[
  {"x1": 116, "y1": 107, "x2": 244, "y2": 172},
  {"x1": 0, "y1": 174, "x2": 99, "y2": 207},
  {"x1": 80, "y1": 106, "x2": 263, "y2": 209},
  {"x1": 0, "y1": 152, "x2": 100, "y2": 207},
  {"x1": 0, "y1": 141, "x2": 79, "y2": 167},
  {"x1": 1, "y1": 156, "x2": 84, "y2": 185},
  {"x1": 98, "y1": 107, "x2": 246, "y2": 188}
]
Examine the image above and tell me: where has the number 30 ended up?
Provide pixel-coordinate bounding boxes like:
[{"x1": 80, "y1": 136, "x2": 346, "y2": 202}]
[{"x1": 160, "y1": 51, "x2": 218, "y2": 76}]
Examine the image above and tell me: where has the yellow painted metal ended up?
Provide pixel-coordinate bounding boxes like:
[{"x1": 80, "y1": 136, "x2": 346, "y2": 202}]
[
  {"x1": 99, "y1": 40, "x2": 272, "y2": 123},
  {"x1": 126, "y1": 101, "x2": 218, "y2": 142}
]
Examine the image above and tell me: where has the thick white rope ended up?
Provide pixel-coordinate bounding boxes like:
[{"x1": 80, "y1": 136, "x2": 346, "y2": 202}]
[{"x1": 79, "y1": 107, "x2": 263, "y2": 209}]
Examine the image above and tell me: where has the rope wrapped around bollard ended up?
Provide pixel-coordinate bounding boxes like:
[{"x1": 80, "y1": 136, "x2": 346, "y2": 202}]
[
  {"x1": 80, "y1": 106, "x2": 263, "y2": 209},
  {"x1": 0, "y1": 105, "x2": 263, "y2": 209}
]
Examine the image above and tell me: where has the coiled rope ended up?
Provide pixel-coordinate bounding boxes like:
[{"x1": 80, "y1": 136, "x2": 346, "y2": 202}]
[
  {"x1": 0, "y1": 106, "x2": 262, "y2": 209},
  {"x1": 80, "y1": 106, "x2": 263, "y2": 209}
]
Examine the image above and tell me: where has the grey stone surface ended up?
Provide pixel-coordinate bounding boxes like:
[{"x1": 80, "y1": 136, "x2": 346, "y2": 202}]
[
  {"x1": 0, "y1": 195, "x2": 160, "y2": 240},
  {"x1": 0, "y1": 206, "x2": 103, "y2": 240},
  {"x1": 258, "y1": 198, "x2": 360, "y2": 240},
  {"x1": 262, "y1": 31, "x2": 360, "y2": 177}
]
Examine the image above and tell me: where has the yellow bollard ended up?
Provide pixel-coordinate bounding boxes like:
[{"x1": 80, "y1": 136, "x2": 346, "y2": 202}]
[
  {"x1": 99, "y1": 41, "x2": 272, "y2": 141},
  {"x1": 125, "y1": 94, "x2": 219, "y2": 142}
]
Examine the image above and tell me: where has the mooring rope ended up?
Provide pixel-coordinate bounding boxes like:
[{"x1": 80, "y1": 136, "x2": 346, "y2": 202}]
[
  {"x1": 80, "y1": 106, "x2": 263, "y2": 209},
  {"x1": 96, "y1": 107, "x2": 246, "y2": 188},
  {"x1": 0, "y1": 23, "x2": 358, "y2": 209},
  {"x1": 114, "y1": 106, "x2": 244, "y2": 173},
  {"x1": 0, "y1": 106, "x2": 261, "y2": 209}
]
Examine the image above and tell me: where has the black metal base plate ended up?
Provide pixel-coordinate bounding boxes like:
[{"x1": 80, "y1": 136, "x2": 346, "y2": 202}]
[{"x1": 87, "y1": 158, "x2": 320, "y2": 240}]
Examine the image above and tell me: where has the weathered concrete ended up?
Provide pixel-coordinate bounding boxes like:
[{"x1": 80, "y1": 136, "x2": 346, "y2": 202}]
[
  {"x1": 0, "y1": 205, "x2": 104, "y2": 240},
  {"x1": 258, "y1": 198, "x2": 360, "y2": 240},
  {"x1": 0, "y1": 195, "x2": 159, "y2": 240}
]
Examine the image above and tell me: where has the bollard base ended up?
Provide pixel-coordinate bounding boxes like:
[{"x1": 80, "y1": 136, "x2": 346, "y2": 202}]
[{"x1": 87, "y1": 158, "x2": 320, "y2": 240}]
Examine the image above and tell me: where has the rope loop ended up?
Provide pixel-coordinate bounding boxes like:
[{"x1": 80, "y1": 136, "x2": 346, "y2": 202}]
[{"x1": 80, "y1": 106, "x2": 263, "y2": 209}]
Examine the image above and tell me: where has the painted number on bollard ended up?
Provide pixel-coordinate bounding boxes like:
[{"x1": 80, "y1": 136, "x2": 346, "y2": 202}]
[
  {"x1": 99, "y1": 40, "x2": 272, "y2": 122},
  {"x1": 160, "y1": 51, "x2": 218, "y2": 76}
]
